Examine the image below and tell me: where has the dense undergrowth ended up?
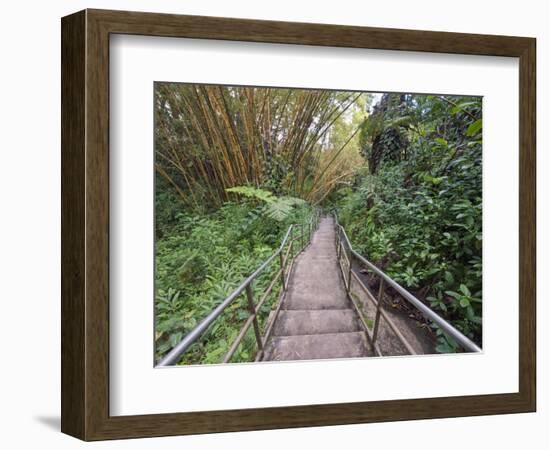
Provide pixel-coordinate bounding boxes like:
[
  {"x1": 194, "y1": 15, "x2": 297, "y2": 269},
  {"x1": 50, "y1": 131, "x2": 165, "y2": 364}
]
[
  {"x1": 330, "y1": 94, "x2": 482, "y2": 350},
  {"x1": 155, "y1": 186, "x2": 313, "y2": 364}
]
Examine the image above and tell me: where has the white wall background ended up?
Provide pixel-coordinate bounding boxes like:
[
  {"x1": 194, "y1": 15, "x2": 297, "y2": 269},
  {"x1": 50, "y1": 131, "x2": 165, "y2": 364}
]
[{"x1": 0, "y1": 0, "x2": 546, "y2": 448}]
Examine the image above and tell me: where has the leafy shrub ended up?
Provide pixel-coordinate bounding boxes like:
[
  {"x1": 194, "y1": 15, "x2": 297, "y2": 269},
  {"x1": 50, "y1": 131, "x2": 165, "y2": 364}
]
[
  {"x1": 155, "y1": 193, "x2": 313, "y2": 364},
  {"x1": 335, "y1": 94, "x2": 482, "y2": 349}
]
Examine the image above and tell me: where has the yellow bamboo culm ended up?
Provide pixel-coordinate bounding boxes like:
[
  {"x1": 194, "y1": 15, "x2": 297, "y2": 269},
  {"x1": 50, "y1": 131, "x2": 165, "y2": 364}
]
[{"x1": 155, "y1": 84, "x2": 367, "y2": 207}]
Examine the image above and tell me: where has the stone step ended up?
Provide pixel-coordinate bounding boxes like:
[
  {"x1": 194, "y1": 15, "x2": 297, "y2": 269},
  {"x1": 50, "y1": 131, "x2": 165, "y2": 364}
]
[
  {"x1": 272, "y1": 309, "x2": 362, "y2": 336},
  {"x1": 262, "y1": 216, "x2": 374, "y2": 362},
  {"x1": 307, "y1": 246, "x2": 335, "y2": 254},
  {"x1": 282, "y1": 293, "x2": 351, "y2": 310},
  {"x1": 287, "y1": 277, "x2": 346, "y2": 294},
  {"x1": 263, "y1": 332, "x2": 371, "y2": 361}
]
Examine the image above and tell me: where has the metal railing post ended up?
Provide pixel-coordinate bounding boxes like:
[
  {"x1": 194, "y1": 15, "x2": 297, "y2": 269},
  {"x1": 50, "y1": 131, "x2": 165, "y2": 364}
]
[
  {"x1": 245, "y1": 283, "x2": 263, "y2": 351},
  {"x1": 279, "y1": 250, "x2": 286, "y2": 291},
  {"x1": 337, "y1": 227, "x2": 342, "y2": 259},
  {"x1": 346, "y1": 249, "x2": 353, "y2": 292},
  {"x1": 372, "y1": 278, "x2": 385, "y2": 344}
]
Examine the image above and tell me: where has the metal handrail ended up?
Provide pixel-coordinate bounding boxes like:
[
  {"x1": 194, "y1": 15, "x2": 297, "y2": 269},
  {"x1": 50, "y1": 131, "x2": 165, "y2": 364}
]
[
  {"x1": 157, "y1": 210, "x2": 320, "y2": 367},
  {"x1": 333, "y1": 213, "x2": 481, "y2": 354}
]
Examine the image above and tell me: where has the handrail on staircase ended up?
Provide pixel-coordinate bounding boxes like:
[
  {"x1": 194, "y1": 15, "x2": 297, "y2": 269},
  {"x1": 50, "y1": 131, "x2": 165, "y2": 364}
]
[
  {"x1": 332, "y1": 212, "x2": 482, "y2": 354},
  {"x1": 157, "y1": 209, "x2": 321, "y2": 367}
]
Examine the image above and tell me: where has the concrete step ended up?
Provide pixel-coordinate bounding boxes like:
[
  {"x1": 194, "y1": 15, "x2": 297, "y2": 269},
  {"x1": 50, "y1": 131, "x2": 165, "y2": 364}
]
[
  {"x1": 283, "y1": 293, "x2": 351, "y2": 310},
  {"x1": 286, "y1": 278, "x2": 346, "y2": 296},
  {"x1": 263, "y1": 332, "x2": 371, "y2": 361},
  {"x1": 289, "y1": 266, "x2": 344, "y2": 290},
  {"x1": 262, "y1": 217, "x2": 374, "y2": 362},
  {"x1": 272, "y1": 309, "x2": 362, "y2": 336},
  {"x1": 292, "y1": 259, "x2": 336, "y2": 270}
]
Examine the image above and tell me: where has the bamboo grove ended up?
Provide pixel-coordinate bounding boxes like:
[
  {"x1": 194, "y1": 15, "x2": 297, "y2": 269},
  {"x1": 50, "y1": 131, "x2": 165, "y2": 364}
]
[{"x1": 155, "y1": 84, "x2": 365, "y2": 208}]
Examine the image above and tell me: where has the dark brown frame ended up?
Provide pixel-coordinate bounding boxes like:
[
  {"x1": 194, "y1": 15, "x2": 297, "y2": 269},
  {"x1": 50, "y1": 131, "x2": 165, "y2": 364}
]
[{"x1": 61, "y1": 9, "x2": 536, "y2": 441}]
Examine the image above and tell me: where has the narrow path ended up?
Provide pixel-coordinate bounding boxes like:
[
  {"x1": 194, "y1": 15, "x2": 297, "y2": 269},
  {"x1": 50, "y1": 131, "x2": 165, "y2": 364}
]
[{"x1": 263, "y1": 217, "x2": 372, "y2": 361}]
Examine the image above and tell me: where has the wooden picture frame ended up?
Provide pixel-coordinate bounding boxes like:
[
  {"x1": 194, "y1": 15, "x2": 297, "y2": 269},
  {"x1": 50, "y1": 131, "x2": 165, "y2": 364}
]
[{"x1": 61, "y1": 9, "x2": 536, "y2": 441}]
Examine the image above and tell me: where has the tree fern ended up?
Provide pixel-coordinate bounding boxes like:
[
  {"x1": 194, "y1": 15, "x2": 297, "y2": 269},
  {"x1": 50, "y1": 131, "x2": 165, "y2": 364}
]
[
  {"x1": 226, "y1": 186, "x2": 306, "y2": 222},
  {"x1": 226, "y1": 186, "x2": 275, "y2": 203}
]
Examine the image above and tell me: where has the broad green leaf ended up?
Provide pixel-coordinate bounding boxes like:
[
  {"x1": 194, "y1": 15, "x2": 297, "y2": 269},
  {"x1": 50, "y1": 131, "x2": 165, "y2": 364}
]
[
  {"x1": 459, "y1": 284, "x2": 471, "y2": 296},
  {"x1": 466, "y1": 119, "x2": 483, "y2": 136}
]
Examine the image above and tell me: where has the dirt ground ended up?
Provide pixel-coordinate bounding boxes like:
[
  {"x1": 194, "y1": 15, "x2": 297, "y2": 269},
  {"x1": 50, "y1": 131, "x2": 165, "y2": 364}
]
[{"x1": 349, "y1": 262, "x2": 437, "y2": 356}]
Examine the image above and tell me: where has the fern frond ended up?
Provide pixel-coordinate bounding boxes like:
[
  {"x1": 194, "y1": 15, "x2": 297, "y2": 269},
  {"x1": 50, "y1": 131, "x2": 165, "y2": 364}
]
[
  {"x1": 264, "y1": 200, "x2": 293, "y2": 222},
  {"x1": 226, "y1": 186, "x2": 275, "y2": 204},
  {"x1": 280, "y1": 196, "x2": 306, "y2": 206},
  {"x1": 385, "y1": 115, "x2": 413, "y2": 129},
  {"x1": 227, "y1": 186, "x2": 307, "y2": 221}
]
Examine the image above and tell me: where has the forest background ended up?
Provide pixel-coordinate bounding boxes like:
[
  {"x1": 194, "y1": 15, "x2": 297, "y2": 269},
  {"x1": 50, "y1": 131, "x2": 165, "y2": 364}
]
[{"x1": 154, "y1": 84, "x2": 482, "y2": 364}]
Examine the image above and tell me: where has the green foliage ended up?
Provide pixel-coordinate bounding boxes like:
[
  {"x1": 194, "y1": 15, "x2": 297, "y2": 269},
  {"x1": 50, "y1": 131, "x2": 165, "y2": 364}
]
[
  {"x1": 226, "y1": 186, "x2": 307, "y2": 222},
  {"x1": 336, "y1": 94, "x2": 482, "y2": 350},
  {"x1": 466, "y1": 119, "x2": 483, "y2": 137},
  {"x1": 359, "y1": 94, "x2": 413, "y2": 174},
  {"x1": 226, "y1": 186, "x2": 276, "y2": 203},
  {"x1": 155, "y1": 192, "x2": 313, "y2": 364}
]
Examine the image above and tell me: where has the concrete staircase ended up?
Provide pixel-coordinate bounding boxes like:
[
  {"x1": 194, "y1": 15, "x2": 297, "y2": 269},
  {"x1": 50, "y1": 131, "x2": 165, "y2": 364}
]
[{"x1": 263, "y1": 217, "x2": 372, "y2": 361}]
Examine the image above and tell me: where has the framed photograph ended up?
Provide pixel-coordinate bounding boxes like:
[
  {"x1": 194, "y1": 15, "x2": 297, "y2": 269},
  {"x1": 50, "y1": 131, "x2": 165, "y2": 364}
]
[{"x1": 61, "y1": 9, "x2": 536, "y2": 440}]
